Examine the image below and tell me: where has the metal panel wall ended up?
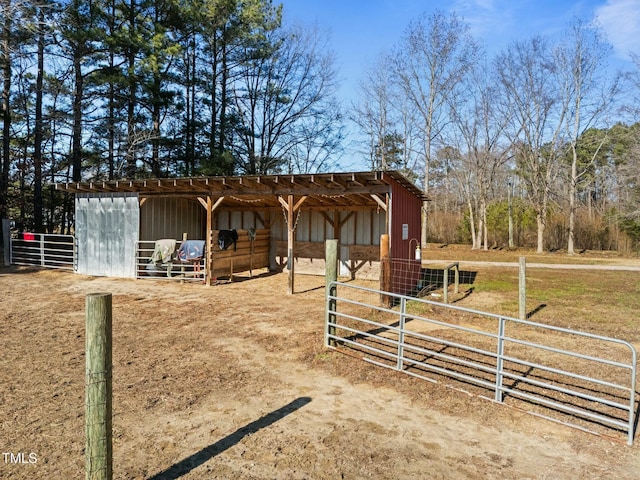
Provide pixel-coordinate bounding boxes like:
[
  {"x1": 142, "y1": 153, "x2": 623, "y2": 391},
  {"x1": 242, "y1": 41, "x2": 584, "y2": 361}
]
[
  {"x1": 76, "y1": 193, "x2": 140, "y2": 278},
  {"x1": 389, "y1": 180, "x2": 422, "y2": 260},
  {"x1": 217, "y1": 210, "x2": 269, "y2": 230},
  {"x1": 270, "y1": 210, "x2": 383, "y2": 245},
  {"x1": 139, "y1": 197, "x2": 206, "y2": 241},
  {"x1": 338, "y1": 210, "x2": 385, "y2": 246},
  {"x1": 388, "y1": 178, "x2": 423, "y2": 295}
]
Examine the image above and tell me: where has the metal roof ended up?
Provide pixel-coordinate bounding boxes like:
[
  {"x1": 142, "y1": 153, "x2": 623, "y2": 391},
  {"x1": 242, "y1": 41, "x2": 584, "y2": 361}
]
[{"x1": 56, "y1": 170, "x2": 428, "y2": 210}]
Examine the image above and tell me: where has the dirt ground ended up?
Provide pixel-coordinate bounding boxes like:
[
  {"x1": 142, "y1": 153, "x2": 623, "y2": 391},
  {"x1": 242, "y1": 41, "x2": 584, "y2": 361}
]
[{"x1": 1, "y1": 264, "x2": 639, "y2": 479}]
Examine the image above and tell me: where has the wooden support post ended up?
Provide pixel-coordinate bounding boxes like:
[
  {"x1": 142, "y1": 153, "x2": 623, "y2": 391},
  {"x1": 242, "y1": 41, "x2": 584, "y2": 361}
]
[
  {"x1": 85, "y1": 293, "x2": 113, "y2": 480},
  {"x1": 205, "y1": 196, "x2": 213, "y2": 285},
  {"x1": 443, "y1": 268, "x2": 449, "y2": 304},
  {"x1": 178, "y1": 233, "x2": 188, "y2": 282},
  {"x1": 2, "y1": 218, "x2": 11, "y2": 266},
  {"x1": 287, "y1": 194, "x2": 295, "y2": 295},
  {"x1": 519, "y1": 256, "x2": 526, "y2": 320},
  {"x1": 380, "y1": 234, "x2": 392, "y2": 307},
  {"x1": 325, "y1": 239, "x2": 338, "y2": 347},
  {"x1": 454, "y1": 264, "x2": 460, "y2": 294}
]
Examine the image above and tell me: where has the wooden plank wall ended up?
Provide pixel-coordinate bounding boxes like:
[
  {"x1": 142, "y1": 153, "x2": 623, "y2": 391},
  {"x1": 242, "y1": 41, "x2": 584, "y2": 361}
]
[
  {"x1": 275, "y1": 241, "x2": 379, "y2": 262},
  {"x1": 274, "y1": 240, "x2": 380, "y2": 280},
  {"x1": 210, "y1": 229, "x2": 270, "y2": 278}
]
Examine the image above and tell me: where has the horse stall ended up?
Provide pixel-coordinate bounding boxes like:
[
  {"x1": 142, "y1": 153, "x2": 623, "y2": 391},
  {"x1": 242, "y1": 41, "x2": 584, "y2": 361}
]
[
  {"x1": 209, "y1": 228, "x2": 270, "y2": 280},
  {"x1": 134, "y1": 195, "x2": 270, "y2": 282}
]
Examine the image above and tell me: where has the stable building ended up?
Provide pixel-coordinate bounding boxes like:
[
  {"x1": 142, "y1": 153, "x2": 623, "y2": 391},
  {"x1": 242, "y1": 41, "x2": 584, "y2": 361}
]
[{"x1": 56, "y1": 170, "x2": 426, "y2": 294}]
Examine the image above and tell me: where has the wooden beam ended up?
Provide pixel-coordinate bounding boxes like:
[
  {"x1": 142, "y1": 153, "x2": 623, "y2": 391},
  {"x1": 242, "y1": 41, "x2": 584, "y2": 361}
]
[
  {"x1": 197, "y1": 197, "x2": 207, "y2": 209},
  {"x1": 253, "y1": 211, "x2": 266, "y2": 229},
  {"x1": 213, "y1": 196, "x2": 225, "y2": 211},
  {"x1": 350, "y1": 172, "x2": 364, "y2": 186},
  {"x1": 320, "y1": 211, "x2": 335, "y2": 228},
  {"x1": 370, "y1": 193, "x2": 387, "y2": 211},
  {"x1": 294, "y1": 195, "x2": 308, "y2": 212},
  {"x1": 337, "y1": 211, "x2": 355, "y2": 229}
]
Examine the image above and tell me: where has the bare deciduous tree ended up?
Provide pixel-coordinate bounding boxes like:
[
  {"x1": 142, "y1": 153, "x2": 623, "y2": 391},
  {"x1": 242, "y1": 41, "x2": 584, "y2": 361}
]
[
  {"x1": 557, "y1": 18, "x2": 619, "y2": 254},
  {"x1": 497, "y1": 36, "x2": 568, "y2": 253},
  {"x1": 233, "y1": 23, "x2": 341, "y2": 174},
  {"x1": 448, "y1": 59, "x2": 511, "y2": 250},
  {"x1": 351, "y1": 56, "x2": 397, "y2": 171},
  {"x1": 390, "y1": 10, "x2": 480, "y2": 248}
]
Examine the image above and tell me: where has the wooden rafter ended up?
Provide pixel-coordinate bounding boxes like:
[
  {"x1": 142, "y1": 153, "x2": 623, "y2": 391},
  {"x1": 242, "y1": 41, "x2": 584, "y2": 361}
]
[{"x1": 55, "y1": 171, "x2": 428, "y2": 211}]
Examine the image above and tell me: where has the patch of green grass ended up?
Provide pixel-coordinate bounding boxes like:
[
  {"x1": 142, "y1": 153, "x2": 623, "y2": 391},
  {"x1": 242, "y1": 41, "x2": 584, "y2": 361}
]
[
  {"x1": 473, "y1": 277, "x2": 518, "y2": 293},
  {"x1": 458, "y1": 267, "x2": 640, "y2": 339},
  {"x1": 606, "y1": 285, "x2": 640, "y2": 311},
  {"x1": 529, "y1": 280, "x2": 591, "y2": 301}
]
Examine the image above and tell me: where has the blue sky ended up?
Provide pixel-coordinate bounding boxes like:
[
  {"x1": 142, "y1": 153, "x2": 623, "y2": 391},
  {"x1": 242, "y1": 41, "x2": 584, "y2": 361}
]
[{"x1": 281, "y1": 0, "x2": 640, "y2": 107}]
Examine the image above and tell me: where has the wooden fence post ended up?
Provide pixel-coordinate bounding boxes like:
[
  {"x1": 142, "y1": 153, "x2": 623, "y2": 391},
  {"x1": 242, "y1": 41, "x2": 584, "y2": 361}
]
[
  {"x1": 326, "y1": 239, "x2": 338, "y2": 347},
  {"x1": 2, "y1": 218, "x2": 10, "y2": 266},
  {"x1": 443, "y1": 268, "x2": 449, "y2": 304},
  {"x1": 519, "y1": 257, "x2": 526, "y2": 320},
  {"x1": 86, "y1": 293, "x2": 113, "y2": 480},
  {"x1": 380, "y1": 234, "x2": 392, "y2": 307}
]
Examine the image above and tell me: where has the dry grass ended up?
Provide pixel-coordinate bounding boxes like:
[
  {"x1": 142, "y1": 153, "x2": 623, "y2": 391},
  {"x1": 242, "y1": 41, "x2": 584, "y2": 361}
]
[
  {"x1": 416, "y1": 244, "x2": 640, "y2": 341},
  {"x1": 423, "y1": 243, "x2": 640, "y2": 265},
  {"x1": 1, "y1": 256, "x2": 640, "y2": 479}
]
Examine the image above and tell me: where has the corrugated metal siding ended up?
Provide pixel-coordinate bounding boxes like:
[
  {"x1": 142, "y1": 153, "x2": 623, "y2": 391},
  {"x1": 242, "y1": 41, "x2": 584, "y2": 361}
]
[
  {"x1": 139, "y1": 197, "x2": 206, "y2": 241},
  {"x1": 389, "y1": 181, "x2": 422, "y2": 259},
  {"x1": 217, "y1": 210, "x2": 268, "y2": 230},
  {"x1": 389, "y1": 178, "x2": 423, "y2": 294},
  {"x1": 337, "y1": 210, "x2": 385, "y2": 246},
  {"x1": 270, "y1": 210, "x2": 384, "y2": 245},
  {"x1": 76, "y1": 193, "x2": 140, "y2": 278}
]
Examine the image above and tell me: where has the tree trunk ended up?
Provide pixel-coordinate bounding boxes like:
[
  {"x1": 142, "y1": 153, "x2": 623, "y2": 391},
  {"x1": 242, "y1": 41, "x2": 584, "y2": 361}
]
[
  {"x1": 508, "y1": 182, "x2": 514, "y2": 248},
  {"x1": 567, "y1": 149, "x2": 577, "y2": 254},
  {"x1": 1, "y1": 0, "x2": 11, "y2": 222},
  {"x1": 421, "y1": 138, "x2": 430, "y2": 249},
  {"x1": 536, "y1": 213, "x2": 545, "y2": 253},
  {"x1": 33, "y1": 8, "x2": 45, "y2": 232},
  {"x1": 209, "y1": 37, "x2": 218, "y2": 163},
  {"x1": 107, "y1": 81, "x2": 115, "y2": 180},
  {"x1": 218, "y1": 34, "x2": 228, "y2": 158},
  {"x1": 71, "y1": 54, "x2": 83, "y2": 182},
  {"x1": 468, "y1": 197, "x2": 477, "y2": 249},
  {"x1": 152, "y1": 114, "x2": 160, "y2": 176},
  {"x1": 125, "y1": 0, "x2": 137, "y2": 178},
  {"x1": 481, "y1": 200, "x2": 488, "y2": 251}
]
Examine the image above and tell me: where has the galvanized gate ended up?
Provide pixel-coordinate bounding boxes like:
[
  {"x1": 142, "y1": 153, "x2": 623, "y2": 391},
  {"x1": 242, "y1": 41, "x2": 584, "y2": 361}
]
[
  {"x1": 325, "y1": 281, "x2": 638, "y2": 445},
  {"x1": 9, "y1": 233, "x2": 76, "y2": 271}
]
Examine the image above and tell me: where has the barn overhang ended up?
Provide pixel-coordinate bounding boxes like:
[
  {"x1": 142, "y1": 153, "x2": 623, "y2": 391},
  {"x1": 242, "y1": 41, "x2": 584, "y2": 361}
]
[{"x1": 56, "y1": 171, "x2": 426, "y2": 210}]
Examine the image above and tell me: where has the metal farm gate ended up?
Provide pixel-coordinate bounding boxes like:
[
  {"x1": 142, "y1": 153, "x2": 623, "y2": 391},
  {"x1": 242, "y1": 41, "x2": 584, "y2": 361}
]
[
  {"x1": 9, "y1": 233, "x2": 76, "y2": 271},
  {"x1": 325, "y1": 281, "x2": 638, "y2": 445}
]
